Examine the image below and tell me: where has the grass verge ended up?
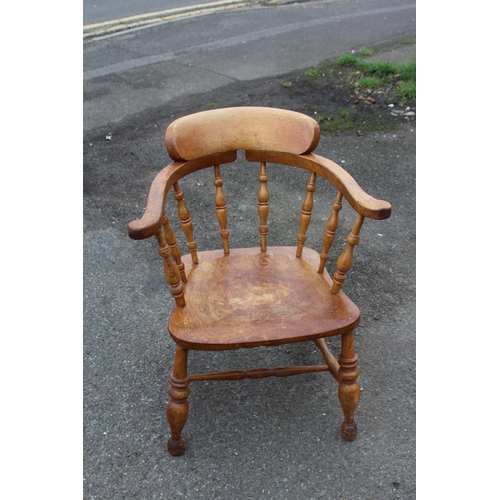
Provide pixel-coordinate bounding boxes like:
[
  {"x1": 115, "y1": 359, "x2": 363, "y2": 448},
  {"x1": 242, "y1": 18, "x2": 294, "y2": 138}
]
[
  {"x1": 292, "y1": 47, "x2": 416, "y2": 135},
  {"x1": 336, "y1": 54, "x2": 416, "y2": 102}
]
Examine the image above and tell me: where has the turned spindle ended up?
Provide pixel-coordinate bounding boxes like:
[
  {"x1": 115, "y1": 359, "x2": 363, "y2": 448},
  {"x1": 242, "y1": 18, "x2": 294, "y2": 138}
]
[
  {"x1": 296, "y1": 172, "x2": 316, "y2": 258},
  {"x1": 173, "y1": 182, "x2": 198, "y2": 265},
  {"x1": 331, "y1": 214, "x2": 364, "y2": 294},
  {"x1": 318, "y1": 191, "x2": 343, "y2": 274},
  {"x1": 257, "y1": 162, "x2": 269, "y2": 253},
  {"x1": 155, "y1": 229, "x2": 185, "y2": 307},
  {"x1": 162, "y1": 215, "x2": 187, "y2": 283},
  {"x1": 214, "y1": 165, "x2": 230, "y2": 255}
]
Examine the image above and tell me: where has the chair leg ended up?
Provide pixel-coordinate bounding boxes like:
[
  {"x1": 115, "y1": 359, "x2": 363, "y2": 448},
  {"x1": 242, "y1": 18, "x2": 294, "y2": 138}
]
[
  {"x1": 166, "y1": 345, "x2": 190, "y2": 456},
  {"x1": 338, "y1": 330, "x2": 360, "y2": 441}
]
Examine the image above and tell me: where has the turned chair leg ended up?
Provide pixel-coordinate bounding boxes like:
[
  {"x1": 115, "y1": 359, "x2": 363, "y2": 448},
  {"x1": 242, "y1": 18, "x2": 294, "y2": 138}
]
[
  {"x1": 338, "y1": 330, "x2": 360, "y2": 441},
  {"x1": 166, "y1": 345, "x2": 190, "y2": 456}
]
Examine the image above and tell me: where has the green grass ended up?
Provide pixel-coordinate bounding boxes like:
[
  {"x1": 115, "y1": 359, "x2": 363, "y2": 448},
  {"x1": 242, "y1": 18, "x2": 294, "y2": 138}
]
[
  {"x1": 364, "y1": 61, "x2": 398, "y2": 77},
  {"x1": 334, "y1": 53, "x2": 416, "y2": 104},
  {"x1": 396, "y1": 81, "x2": 416, "y2": 101},
  {"x1": 356, "y1": 76, "x2": 382, "y2": 90},
  {"x1": 305, "y1": 68, "x2": 319, "y2": 77},
  {"x1": 315, "y1": 110, "x2": 389, "y2": 135},
  {"x1": 358, "y1": 47, "x2": 373, "y2": 56},
  {"x1": 397, "y1": 38, "x2": 416, "y2": 46},
  {"x1": 297, "y1": 47, "x2": 416, "y2": 135},
  {"x1": 399, "y1": 60, "x2": 416, "y2": 81},
  {"x1": 336, "y1": 54, "x2": 360, "y2": 67}
]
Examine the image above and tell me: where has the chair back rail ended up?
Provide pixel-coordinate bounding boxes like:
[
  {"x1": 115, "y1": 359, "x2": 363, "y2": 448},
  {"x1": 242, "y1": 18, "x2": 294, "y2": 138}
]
[{"x1": 165, "y1": 107, "x2": 320, "y2": 161}]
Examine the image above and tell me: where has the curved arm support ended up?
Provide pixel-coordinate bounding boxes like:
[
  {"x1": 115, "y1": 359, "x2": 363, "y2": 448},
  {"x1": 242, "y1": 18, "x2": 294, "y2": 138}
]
[
  {"x1": 127, "y1": 151, "x2": 237, "y2": 240},
  {"x1": 246, "y1": 150, "x2": 391, "y2": 220}
]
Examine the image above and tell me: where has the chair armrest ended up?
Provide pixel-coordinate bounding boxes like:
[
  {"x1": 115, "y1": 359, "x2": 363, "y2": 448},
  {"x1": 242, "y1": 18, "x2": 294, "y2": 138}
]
[
  {"x1": 127, "y1": 164, "x2": 175, "y2": 240},
  {"x1": 128, "y1": 151, "x2": 238, "y2": 240},
  {"x1": 307, "y1": 154, "x2": 392, "y2": 220},
  {"x1": 246, "y1": 150, "x2": 391, "y2": 220}
]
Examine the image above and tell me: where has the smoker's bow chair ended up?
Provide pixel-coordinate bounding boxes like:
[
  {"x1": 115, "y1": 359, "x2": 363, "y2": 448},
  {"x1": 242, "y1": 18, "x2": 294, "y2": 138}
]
[{"x1": 128, "y1": 107, "x2": 391, "y2": 456}]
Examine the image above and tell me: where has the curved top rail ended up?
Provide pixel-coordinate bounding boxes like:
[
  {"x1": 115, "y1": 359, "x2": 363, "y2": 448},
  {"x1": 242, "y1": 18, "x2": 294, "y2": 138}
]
[
  {"x1": 165, "y1": 107, "x2": 321, "y2": 161},
  {"x1": 128, "y1": 148, "x2": 391, "y2": 241},
  {"x1": 246, "y1": 150, "x2": 392, "y2": 220}
]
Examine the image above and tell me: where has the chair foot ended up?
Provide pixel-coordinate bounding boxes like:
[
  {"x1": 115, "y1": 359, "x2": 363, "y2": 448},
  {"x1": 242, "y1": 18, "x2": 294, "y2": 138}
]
[
  {"x1": 166, "y1": 346, "x2": 190, "y2": 456},
  {"x1": 338, "y1": 330, "x2": 360, "y2": 441},
  {"x1": 341, "y1": 421, "x2": 358, "y2": 441},
  {"x1": 167, "y1": 437, "x2": 185, "y2": 456}
]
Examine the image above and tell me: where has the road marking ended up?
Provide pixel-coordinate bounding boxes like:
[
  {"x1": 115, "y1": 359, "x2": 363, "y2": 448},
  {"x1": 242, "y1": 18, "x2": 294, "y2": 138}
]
[
  {"x1": 84, "y1": 4, "x2": 415, "y2": 80},
  {"x1": 83, "y1": 0, "x2": 258, "y2": 39}
]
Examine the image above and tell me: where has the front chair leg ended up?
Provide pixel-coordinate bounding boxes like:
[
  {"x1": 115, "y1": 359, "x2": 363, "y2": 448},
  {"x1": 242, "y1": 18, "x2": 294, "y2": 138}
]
[
  {"x1": 338, "y1": 330, "x2": 360, "y2": 441},
  {"x1": 166, "y1": 345, "x2": 190, "y2": 456}
]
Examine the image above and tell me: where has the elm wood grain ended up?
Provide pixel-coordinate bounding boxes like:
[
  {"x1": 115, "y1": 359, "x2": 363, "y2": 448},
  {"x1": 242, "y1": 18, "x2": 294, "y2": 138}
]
[
  {"x1": 168, "y1": 246, "x2": 360, "y2": 350},
  {"x1": 127, "y1": 107, "x2": 392, "y2": 456}
]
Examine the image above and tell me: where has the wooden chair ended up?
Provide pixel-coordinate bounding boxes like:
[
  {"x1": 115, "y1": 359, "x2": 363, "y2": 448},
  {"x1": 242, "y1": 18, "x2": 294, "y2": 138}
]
[{"x1": 128, "y1": 107, "x2": 391, "y2": 456}]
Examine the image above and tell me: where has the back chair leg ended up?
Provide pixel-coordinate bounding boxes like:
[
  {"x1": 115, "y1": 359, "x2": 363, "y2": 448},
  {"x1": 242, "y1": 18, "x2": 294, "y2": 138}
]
[
  {"x1": 166, "y1": 345, "x2": 190, "y2": 456},
  {"x1": 338, "y1": 330, "x2": 360, "y2": 441}
]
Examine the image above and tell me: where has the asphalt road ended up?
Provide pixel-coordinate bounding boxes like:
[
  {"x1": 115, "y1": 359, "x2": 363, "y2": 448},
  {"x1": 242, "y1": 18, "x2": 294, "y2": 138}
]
[
  {"x1": 84, "y1": 0, "x2": 240, "y2": 26},
  {"x1": 83, "y1": 1, "x2": 416, "y2": 498},
  {"x1": 84, "y1": 0, "x2": 416, "y2": 131}
]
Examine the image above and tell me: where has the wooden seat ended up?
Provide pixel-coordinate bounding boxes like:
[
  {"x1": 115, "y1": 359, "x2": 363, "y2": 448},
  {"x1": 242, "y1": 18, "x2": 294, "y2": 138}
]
[
  {"x1": 128, "y1": 106, "x2": 392, "y2": 456},
  {"x1": 170, "y1": 246, "x2": 360, "y2": 350}
]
